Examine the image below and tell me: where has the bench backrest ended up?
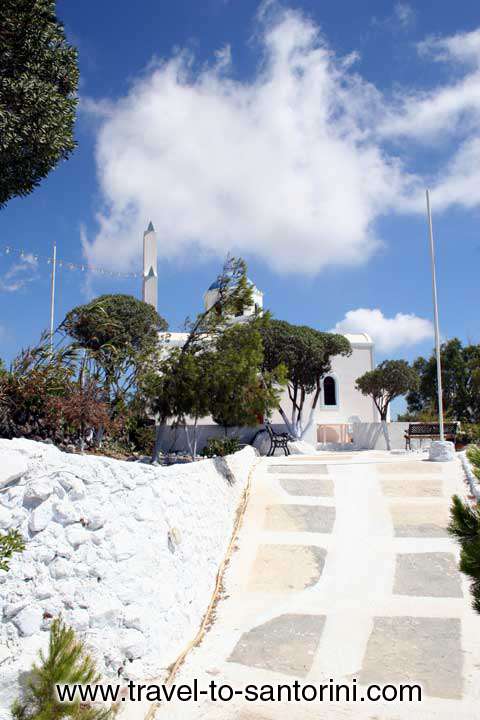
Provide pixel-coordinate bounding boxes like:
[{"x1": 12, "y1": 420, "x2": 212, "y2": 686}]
[{"x1": 408, "y1": 422, "x2": 458, "y2": 436}]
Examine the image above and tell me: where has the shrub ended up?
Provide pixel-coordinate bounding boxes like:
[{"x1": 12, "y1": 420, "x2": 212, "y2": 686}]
[
  {"x1": 449, "y1": 446, "x2": 480, "y2": 612},
  {"x1": 0, "y1": 530, "x2": 25, "y2": 572},
  {"x1": 12, "y1": 618, "x2": 112, "y2": 720},
  {"x1": 201, "y1": 436, "x2": 241, "y2": 458},
  {"x1": 456, "y1": 424, "x2": 480, "y2": 447},
  {"x1": 49, "y1": 381, "x2": 113, "y2": 449}
]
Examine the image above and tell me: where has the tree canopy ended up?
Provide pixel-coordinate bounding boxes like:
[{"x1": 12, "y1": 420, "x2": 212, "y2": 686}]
[
  {"x1": 406, "y1": 339, "x2": 480, "y2": 422},
  {"x1": 61, "y1": 294, "x2": 168, "y2": 400},
  {"x1": 0, "y1": 0, "x2": 79, "y2": 207},
  {"x1": 260, "y1": 320, "x2": 351, "y2": 438},
  {"x1": 356, "y1": 359, "x2": 419, "y2": 422}
]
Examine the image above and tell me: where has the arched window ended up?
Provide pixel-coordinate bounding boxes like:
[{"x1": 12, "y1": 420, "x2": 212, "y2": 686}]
[{"x1": 323, "y1": 376, "x2": 337, "y2": 406}]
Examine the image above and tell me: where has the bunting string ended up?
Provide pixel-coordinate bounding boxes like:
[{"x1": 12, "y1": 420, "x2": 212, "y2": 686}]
[{"x1": 0, "y1": 245, "x2": 141, "y2": 279}]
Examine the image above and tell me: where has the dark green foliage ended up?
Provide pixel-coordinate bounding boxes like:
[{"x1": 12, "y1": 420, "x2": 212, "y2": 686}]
[
  {"x1": 0, "y1": 529, "x2": 25, "y2": 572},
  {"x1": 449, "y1": 480, "x2": 480, "y2": 613},
  {"x1": 210, "y1": 322, "x2": 281, "y2": 434},
  {"x1": 407, "y1": 339, "x2": 480, "y2": 422},
  {"x1": 201, "y1": 436, "x2": 241, "y2": 458},
  {"x1": 455, "y1": 424, "x2": 480, "y2": 447},
  {"x1": 356, "y1": 359, "x2": 419, "y2": 421},
  {"x1": 260, "y1": 320, "x2": 351, "y2": 437},
  {"x1": 12, "y1": 618, "x2": 112, "y2": 719},
  {"x1": 61, "y1": 294, "x2": 168, "y2": 404},
  {"x1": 0, "y1": 0, "x2": 79, "y2": 207}
]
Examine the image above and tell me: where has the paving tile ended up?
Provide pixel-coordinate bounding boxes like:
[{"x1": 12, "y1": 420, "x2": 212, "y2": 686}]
[
  {"x1": 360, "y1": 616, "x2": 463, "y2": 699},
  {"x1": 268, "y1": 464, "x2": 329, "y2": 475},
  {"x1": 229, "y1": 613, "x2": 326, "y2": 677},
  {"x1": 394, "y1": 553, "x2": 463, "y2": 598},
  {"x1": 249, "y1": 544, "x2": 327, "y2": 592},
  {"x1": 264, "y1": 504, "x2": 335, "y2": 533},
  {"x1": 280, "y1": 477, "x2": 334, "y2": 497},
  {"x1": 381, "y1": 478, "x2": 442, "y2": 498},
  {"x1": 390, "y1": 503, "x2": 449, "y2": 537},
  {"x1": 377, "y1": 462, "x2": 442, "y2": 476}
]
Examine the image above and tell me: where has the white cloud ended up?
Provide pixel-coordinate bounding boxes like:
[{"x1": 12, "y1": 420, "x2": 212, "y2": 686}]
[
  {"x1": 380, "y1": 28, "x2": 480, "y2": 141},
  {"x1": 394, "y1": 3, "x2": 415, "y2": 29},
  {"x1": 0, "y1": 254, "x2": 38, "y2": 292},
  {"x1": 82, "y1": 7, "x2": 480, "y2": 274},
  {"x1": 418, "y1": 28, "x2": 480, "y2": 66},
  {"x1": 83, "y1": 7, "x2": 411, "y2": 274},
  {"x1": 332, "y1": 308, "x2": 434, "y2": 352}
]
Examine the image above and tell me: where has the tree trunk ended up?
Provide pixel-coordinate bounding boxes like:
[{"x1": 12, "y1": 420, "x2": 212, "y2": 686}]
[
  {"x1": 278, "y1": 407, "x2": 295, "y2": 437},
  {"x1": 381, "y1": 419, "x2": 391, "y2": 451},
  {"x1": 152, "y1": 422, "x2": 165, "y2": 463}
]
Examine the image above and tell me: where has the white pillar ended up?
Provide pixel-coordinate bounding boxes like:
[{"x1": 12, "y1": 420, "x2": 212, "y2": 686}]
[{"x1": 142, "y1": 221, "x2": 158, "y2": 310}]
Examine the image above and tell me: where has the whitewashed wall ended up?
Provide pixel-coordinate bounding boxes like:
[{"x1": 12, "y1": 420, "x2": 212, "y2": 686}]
[
  {"x1": 0, "y1": 439, "x2": 257, "y2": 717},
  {"x1": 270, "y1": 342, "x2": 377, "y2": 426},
  {"x1": 352, "y1": 422, "x2": 411, "y2": 450}
]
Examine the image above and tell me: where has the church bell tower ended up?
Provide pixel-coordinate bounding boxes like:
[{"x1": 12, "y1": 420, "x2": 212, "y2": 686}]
[{"x1": 142, "y1": 221, "x2": 158, "y2": 310}]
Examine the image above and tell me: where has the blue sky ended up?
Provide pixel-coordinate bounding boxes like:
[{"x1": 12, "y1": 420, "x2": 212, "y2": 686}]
[{"x1": 1, "y1": 0, "x2": 479, "y2": 416}]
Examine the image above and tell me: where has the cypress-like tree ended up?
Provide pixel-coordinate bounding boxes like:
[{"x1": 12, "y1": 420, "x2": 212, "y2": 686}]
[
  {"x1": 449, "y1": 447, "x2": 480, "y2": 612},
  {"x1": 0, "y1": 0, "x2": 79, "y2": 207},
  {"x1": 12, "y1": 618, "x2": 112, "y2": 719}
]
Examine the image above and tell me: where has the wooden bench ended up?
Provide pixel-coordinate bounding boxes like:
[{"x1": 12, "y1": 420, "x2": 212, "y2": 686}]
[
  {"x1": 265, "y1": 422, "x2": 293, "y2": 457},
  {"x1": 404, "y1": 422, "x2": 459, "y2": 450}
]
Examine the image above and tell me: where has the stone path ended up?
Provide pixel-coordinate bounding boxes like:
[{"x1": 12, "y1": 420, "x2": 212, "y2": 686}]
[{"x1": 156, "y1": 452, "x2": 480, "y2": 719}]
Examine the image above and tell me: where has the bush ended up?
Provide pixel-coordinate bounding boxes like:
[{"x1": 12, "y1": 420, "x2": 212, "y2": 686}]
[
  {"x1": 0, "y1": 530, "x2": 25, "y2": 572},
  {"x1": 456, "y1": 424, "x2": 480, "y2": 446},
  {"x1": 449, "y1": 446, "x2": 480, "y2": 612},
  {"x1": 12, "y1": 618, "x2": 112, "y2": 719},
  {"x1": 201, "y1": 436, "x2": 241, "y2": 458}
]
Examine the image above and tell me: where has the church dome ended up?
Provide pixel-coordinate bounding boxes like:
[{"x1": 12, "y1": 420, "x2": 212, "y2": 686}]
[{"x1": 204, "y1": 274, "x2": 263, "y2": 318}]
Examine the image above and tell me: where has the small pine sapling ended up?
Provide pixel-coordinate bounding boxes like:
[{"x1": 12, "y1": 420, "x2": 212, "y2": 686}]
[
  {"x1": 12, "y1": 618, "x2": 112, "y2": 720},
  {"x1": 0, "y1": 529, "x2": 25, "y2": 572}
]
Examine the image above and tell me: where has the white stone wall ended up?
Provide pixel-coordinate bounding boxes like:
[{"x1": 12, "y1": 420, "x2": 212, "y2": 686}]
[{"x1": 0, "y1": 439, "x2": 257, "y2": 717}]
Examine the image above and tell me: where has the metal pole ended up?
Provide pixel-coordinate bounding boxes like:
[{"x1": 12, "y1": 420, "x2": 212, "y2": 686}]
[
  {"x1": 49, "y1": 243, "x2": 57, "y2": 353},
  {"x1": 426, "y1": 189, "x2": 445, "y2": 441}
]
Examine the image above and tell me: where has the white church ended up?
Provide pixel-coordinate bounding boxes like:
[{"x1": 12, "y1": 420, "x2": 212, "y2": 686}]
[{"x1": 142, "y1": 223, "x2": 379, "y2": 447}]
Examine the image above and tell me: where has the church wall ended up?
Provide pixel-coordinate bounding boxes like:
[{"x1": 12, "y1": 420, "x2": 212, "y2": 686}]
[{"x1": 269, "y1": 343, "x2": 377, "y2": 427}]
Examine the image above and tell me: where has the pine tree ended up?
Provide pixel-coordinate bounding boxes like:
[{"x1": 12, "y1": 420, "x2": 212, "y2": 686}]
[
  {"x1": 0, "y1": 0, "x2": 80, "y2": 207},
  {"x1": 12, "y1": 618, "x2": 112, "y2": 720},
  {"x1": 0, "y1": 529, "x2": 25, "y2": 572},
  {"x1": 448, "y1": 446, "x2": 480, "y2": 613}
]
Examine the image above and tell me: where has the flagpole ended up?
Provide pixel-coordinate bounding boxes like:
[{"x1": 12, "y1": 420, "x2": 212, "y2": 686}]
[
  {"x1": 49, "y1": 243, "x2": 57, "y2": 353},
  {"x1": 426, "y1": 189, "x2": 444, "y2": 441}
]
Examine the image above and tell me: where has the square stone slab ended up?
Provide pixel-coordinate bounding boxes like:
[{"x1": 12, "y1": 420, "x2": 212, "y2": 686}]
[
  {"x1": 360, "y1": 616, "x2": 462, "y2": 699},
  {"x1": 264, "y1": 504, "x2": 335, "y2": 533},
  {"x1": 268, "y1": 464, "x2": 329, "y2": 475},
  {"x1": 390, "y1": 503, "x2": 449, "y2": 537},
  {"x1": 381, "y1": 478, "x2": 442, "y2": 498},
  {"x1": 377, "y1": 462, "x2": 442, "y2": 476},
  {"x1": 394, "y1": 553, "x2": 463, "y2": 598},
  {"x1": 249, "y1": 544, "x2": 327, "y2": 592},
  {"x1": 280, "y1": 477, "x2": 334, "y2": 497},
  {"x1": 229, "y1": 613, "x2": 326, "y2": 677}
]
